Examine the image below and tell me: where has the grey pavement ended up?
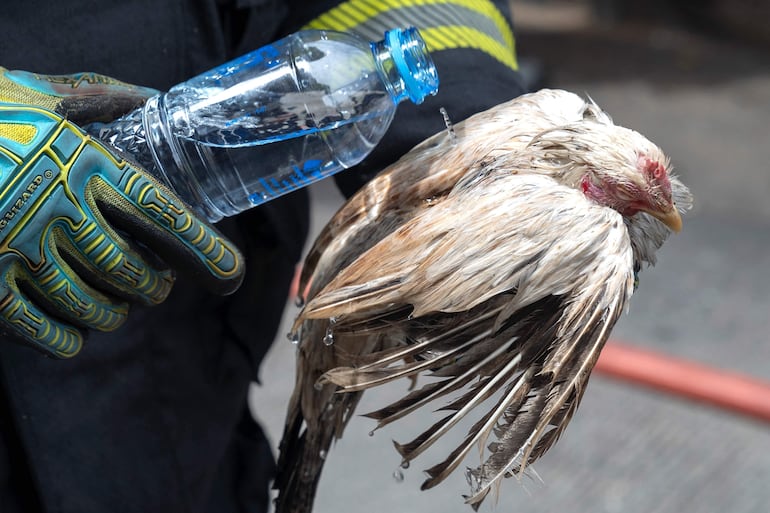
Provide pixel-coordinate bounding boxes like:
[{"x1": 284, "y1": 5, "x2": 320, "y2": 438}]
[{"x1": 250, "y1": 5, "x2": 770, "y2": 512}]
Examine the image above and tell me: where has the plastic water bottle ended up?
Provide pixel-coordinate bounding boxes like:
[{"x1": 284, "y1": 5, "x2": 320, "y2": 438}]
[{"x1": 89, "y1": 27, "x2": 438, "y2": 222}]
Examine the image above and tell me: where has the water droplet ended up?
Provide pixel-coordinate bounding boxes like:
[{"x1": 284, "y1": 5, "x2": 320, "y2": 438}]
[
  {"x1": 286, "y1": 332, "x2": 299, "y2": 345},
  {"x1": 393, "y1": 469, "x2": 404, "y2": 483},
  {"x1": 400, "y1": 460, "x2": 410, "y2": 469},
  {"x1": 294, "y1": 296, "x2": 305, "y2": 308},
  {"x1": 328, "y1": 316, "x2": 337, "y2": 325},
  {"x1": 319, "y1": 450, "x2": 327, "y2": 460},
  {"x1": 314, "y1": 382, "x2": 323, "y2": 391},
  {"x1": 368, "y1": 430, "x2": 375, "y2": 437},
  {"x1": 323, "y1": 328, "x2": 334, "y2": 346}
]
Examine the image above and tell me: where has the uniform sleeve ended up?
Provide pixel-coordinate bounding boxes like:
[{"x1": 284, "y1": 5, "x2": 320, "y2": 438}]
[{"x1": 282, "y1": 0, "x2": 527, "y2": 196}]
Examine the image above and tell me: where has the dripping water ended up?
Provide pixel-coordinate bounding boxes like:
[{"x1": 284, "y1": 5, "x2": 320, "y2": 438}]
[
  {"x1": 439, "y1": 107, "x2": 457, "y2": 145},
  {"x1": 323, "y1": 317, "x2": 337, "y2": 346},
  {"x1": 323, "y1": 327, "x2": 334, "y2": 346}
]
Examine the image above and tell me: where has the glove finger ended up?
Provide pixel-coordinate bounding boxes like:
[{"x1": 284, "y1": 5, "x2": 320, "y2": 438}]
[
  {"x1": 25, "y1": 257, "x2": 130, "y2": 334},
  {"x1": 90, "y1": 169, "x2": 244, "y2": 296},
  {"x1": 0, "y1": 262, "x2": 86, "y2": 358},
  {"x1": 2, "y1": 68, "x2": 157, "y2": 124},
  {"x1": 52, "y1": 219, "x2": 174, "y2": 306}
]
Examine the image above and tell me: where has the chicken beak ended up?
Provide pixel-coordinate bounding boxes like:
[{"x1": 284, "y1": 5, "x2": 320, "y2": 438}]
[{"x1": 646, "y1": 206, "x2": 683, "y2": 233}]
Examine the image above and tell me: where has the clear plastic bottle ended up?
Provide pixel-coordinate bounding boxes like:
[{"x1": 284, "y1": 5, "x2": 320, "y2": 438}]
[{"x1": 89, "y1": 27, "x2": 438, "y2": 222}]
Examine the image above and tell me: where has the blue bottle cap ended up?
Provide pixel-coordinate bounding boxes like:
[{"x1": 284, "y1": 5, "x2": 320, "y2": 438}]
[{"x1": 385, "y1": 27, "x2": 439, "y2": 104}]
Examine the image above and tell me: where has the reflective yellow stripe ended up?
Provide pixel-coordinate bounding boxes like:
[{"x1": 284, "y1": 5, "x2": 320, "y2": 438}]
[
  {"x1": 421, "y1": 25, "x2": 516, "y2": 69},
  {"x1": 305, "y1": 0, "x2": 517, "y2": 70},
  {"x1": 338, "y1": 1, "x2": 374, "y2": 25}
]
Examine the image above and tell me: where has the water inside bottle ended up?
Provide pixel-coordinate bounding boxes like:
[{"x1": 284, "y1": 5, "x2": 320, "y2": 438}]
[
  {"x1": 191, "y1": 112, "x2": 383, "y2": 213},
  {"x1": 164, "y1": 77, "x2": 396, "y2": 213},
  {"x1": 174, "y1": 82, "x2": 392, "y2": 148}
]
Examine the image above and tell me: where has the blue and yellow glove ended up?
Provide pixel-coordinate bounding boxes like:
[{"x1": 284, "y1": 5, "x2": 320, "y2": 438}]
[{"x1": 0, "y1": 68, "x2": 244, "y2": 358}]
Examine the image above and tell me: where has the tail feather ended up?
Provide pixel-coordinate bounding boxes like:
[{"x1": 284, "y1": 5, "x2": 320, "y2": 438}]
[
  {"x1": 274, "y1": 387, "x2": 364, "y2": 513},
  {"x1": 274, "y1": 319, "x2": 386, "y2": 513},
  {"x1": 273, "y1": 409, "x2": 336, "y2": 513}
]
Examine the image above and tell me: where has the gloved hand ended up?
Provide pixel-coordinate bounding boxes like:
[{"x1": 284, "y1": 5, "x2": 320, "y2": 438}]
[{"x1": 0, "y1": 68, "x2": 244, "y2": 358}]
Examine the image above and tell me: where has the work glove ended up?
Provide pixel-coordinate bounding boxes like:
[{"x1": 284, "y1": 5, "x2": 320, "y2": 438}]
[{"x1": 0, "y1": 68, "x2": 244, "y2": 358}]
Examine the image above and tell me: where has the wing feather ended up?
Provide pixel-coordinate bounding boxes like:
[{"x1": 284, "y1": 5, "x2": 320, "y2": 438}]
[
  {"x1": 295, "y1": 170, "x2": 634, "y2": 506},
  {"x1": 299, "y1": 90, "x2": 596, "y2": 299}
]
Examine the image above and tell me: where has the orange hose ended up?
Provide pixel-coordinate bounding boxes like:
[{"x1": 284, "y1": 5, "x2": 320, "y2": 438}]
[
  {"x1": 289, "y1": 264, "x2": 301, "y2": 302},
  {"x1": 596, "y1": 341, "x2": 770, "y2": 423}
]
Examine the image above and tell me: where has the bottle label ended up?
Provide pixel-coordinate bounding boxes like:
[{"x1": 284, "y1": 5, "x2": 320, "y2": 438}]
[{"x1": 249, "y1": 159, "x2": 324, "y2": 205}]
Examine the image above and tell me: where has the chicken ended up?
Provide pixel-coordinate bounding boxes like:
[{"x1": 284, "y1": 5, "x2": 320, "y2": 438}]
[{"x1": 274, "y1": 89, "x2": 692, "y2": 513}]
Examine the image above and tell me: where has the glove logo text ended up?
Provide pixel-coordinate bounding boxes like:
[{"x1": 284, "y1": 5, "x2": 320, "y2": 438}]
[
  {"x1": 41, "y1": 72, "x2": 124, "y2": 90},
  {"x1": 0, "y1": 174, "x2": 46, "y2": 232}
]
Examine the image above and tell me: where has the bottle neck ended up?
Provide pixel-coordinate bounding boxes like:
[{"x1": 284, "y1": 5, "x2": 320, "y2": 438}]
[
  {"x1": 370, "y1": 27, "x2": 439, "y2": 105},
  {"x1": 371, "y1": 40, "x2": 410, "y2": 104}
]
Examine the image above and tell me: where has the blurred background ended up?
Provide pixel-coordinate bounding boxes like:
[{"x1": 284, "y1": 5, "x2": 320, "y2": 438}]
[{"x1": 251, "y1": 1, "x2": 770, "y2": 512}]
